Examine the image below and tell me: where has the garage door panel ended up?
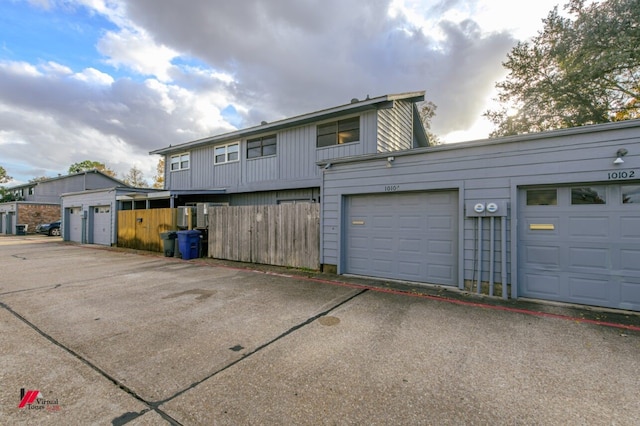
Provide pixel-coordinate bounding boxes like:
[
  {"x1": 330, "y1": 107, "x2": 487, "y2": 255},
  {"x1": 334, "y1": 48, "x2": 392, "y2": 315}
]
[
  {"x1": 620, "y1": 249, "x2": 640, "y2": 271},
  {"x1": 568, "y1": 276, "x2": 610, "y2": 302},
  {"x1": 524, "y1": 245, "x2": 560, "y2": 267},
  {"x1": 568, "y1": 247, "x2": 609, "y2": 270},
  {"x1": 430, "y1": 265, "x2": 455, "y2": 281},
  {"x1": 523, "y1": 273, "x2": 560, "y2": 296},
  {"x1": 345, "y1": 191, "x2": 458, "y2": 286},
  {"x1": 520, "y1": 184, "x2": 640, "y2": 311},
  {"x1": 92, "y1": 206, "x2": 111, "y2": 246},
  {"x1": 620, "y1": 282, "x2": 640, "y2": 309},
  {"x1": 428, "y1": 240, "x2": 453, "y2": 255},
  {"x1": 568, "y1": 216, "x2": 609, "y2": 238},
  {"x1": 68, "y1": 207, "x2": 82, "y2": 242},
  {"x1": 620, "y1": 216, "x2": 640, "y2": 237}
]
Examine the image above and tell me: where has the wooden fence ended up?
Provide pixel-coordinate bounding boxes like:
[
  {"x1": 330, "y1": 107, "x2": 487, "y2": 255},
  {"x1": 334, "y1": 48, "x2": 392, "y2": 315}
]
[
  {"x1": 209, "y1": 203, "x2": 320, "y2": 270},
  {"x1": 117, "y1": 208, "x2": 177, "y2": 252}
]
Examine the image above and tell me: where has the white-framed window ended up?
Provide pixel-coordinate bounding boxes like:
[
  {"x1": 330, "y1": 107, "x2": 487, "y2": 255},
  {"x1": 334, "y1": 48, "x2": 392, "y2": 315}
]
[
  {"x1": 170, "y1": 153, "x2": 190, "y2": 171},
  {"x1": 215, "y1": 142, "x2": 240, "y2": 164}
]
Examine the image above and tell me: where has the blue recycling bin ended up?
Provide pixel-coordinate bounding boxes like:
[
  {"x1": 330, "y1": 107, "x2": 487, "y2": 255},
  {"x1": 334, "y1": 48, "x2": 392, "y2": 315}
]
[{"x1": 176, "y1": 230, "x2": 201, "y2": 260}]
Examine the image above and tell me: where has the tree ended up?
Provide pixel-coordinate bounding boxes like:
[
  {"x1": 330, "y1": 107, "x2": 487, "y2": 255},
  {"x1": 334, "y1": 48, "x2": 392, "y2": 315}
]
[
  {"x1": 68, "y1": 160, "x2": 117, "y2": 177},
  {"x1": 419, "y1": 100, "x2": 441, "y2": 145},
  {"x1": 122, "y1": 166, "x2": 149, "y2": 188},
  {"x1": 0, "y1": 165, "x2": 11, "y2": 184},
  {"x1": 152, "y1": 157, "x2": 165, "y2": 189},
  {"x1": 485, "y1": 0, "x2": 640, "y2": 137},
  {"x1": 29, "y1": 176, "x2": 49, "y2": 183}
]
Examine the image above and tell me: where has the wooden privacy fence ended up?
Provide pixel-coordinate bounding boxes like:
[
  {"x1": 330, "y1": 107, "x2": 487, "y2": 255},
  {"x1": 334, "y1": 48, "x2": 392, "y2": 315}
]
[
  {"x1": 118, "y1": 208, "x2": 177, "y2": 252},
  {"x1": 209, "y1": 203, "x2": 320, "y2": 270}
]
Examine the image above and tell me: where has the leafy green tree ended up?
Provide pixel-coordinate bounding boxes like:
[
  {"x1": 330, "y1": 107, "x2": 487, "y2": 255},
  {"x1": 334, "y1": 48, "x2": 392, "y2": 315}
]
[
  {"x1": 68, "y1": 160, "x2": 117, "y2": 177},
  {"x1": 0, "y1": 165, "x2": 11, "y2": 184},
  {"x1": 485, "y1": 0, "x2": 640, "y2": 137},
  {"x1": 29, "y1": 176, "x2": 49, "y2": 183}
]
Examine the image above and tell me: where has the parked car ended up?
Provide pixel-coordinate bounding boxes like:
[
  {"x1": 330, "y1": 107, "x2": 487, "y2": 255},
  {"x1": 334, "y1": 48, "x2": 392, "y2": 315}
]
[{"x1": 36, "y1": 220, "x2": 61, "y2": 236}]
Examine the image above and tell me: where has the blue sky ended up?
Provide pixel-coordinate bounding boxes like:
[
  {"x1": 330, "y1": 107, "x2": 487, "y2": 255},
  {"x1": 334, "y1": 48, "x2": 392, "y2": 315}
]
[{"x1": 0, "y1": 0, "x2": 564, "y2": 185}]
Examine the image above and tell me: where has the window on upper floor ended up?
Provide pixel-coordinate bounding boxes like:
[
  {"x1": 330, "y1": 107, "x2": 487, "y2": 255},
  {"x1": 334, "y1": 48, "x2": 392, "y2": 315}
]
[
  {"x1": 247, "y1": 135, "x2": 277, "y2": 159},
  {"x1": 170, "y1": 153, "x2": 190, "y2": 171},
  {"x1": 28, "y1": 187, "x2": 34, "y2": 195},
  {"x1": 215, "y1": 142, "x2": 240, "y2": 164},
  {"x1": 317, "y1": 116, "x2": 360, "y2": 148}
]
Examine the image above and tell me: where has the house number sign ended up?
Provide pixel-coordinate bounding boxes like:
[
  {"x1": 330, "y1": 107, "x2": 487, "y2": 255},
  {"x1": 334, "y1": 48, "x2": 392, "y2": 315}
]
[
  {"x1": 607, "y1": 170, "x2": 635, "y2": 180},
  {"x1": 384, "y1": 185, "x2": 400, "y2": 192}
]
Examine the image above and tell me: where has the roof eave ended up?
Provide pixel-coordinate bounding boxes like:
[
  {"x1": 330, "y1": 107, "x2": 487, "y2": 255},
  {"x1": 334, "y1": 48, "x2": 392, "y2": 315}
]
[{"x1": 150, "y1": 91, "x2": 426, "y2": 155}]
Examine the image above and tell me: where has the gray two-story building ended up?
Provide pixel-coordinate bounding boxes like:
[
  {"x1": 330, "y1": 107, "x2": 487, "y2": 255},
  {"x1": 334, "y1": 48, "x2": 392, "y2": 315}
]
[
  {"x1": 149, "y1": 92, "x2": 429, "y2": 206},
  {"x1": 149, "y1": 91, "x2": 639, "y2": 312}
]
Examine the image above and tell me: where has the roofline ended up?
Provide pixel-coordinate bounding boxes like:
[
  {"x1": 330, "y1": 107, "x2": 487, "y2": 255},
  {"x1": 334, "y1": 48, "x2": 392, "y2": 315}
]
[
  {"x1": 317, "y1": 119, "x2": 640, "y2": 166},
  {"x1": 61, "y1": 186, "x2": 154, "y2": 197},
  {"x1": 150, "y1": 91, "x2": 425, "y2": 155},
  {"x1": 6, "y1": 169, "x2": 130, "y2": 189}
]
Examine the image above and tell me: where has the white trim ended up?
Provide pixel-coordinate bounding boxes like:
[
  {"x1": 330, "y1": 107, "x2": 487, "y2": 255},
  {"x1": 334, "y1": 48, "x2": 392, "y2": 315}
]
[{"x1": 170, "y1": 152, "x2": 190, "y2": 171}]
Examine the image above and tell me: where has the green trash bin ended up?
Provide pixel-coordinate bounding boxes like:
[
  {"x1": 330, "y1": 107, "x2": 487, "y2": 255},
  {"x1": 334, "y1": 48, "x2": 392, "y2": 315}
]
[
  {"x1": 16, "y1": 224, "x2": 27, "y2": 235},
  {"x1": 160, "y1": 231, "x2": 177, "y2": 257}
]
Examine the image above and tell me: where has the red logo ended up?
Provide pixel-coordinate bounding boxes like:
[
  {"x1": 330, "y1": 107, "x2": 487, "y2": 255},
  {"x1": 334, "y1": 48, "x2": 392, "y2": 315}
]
[{"x1": 18, "y1": 389, "x2": 43, "y2": 408}]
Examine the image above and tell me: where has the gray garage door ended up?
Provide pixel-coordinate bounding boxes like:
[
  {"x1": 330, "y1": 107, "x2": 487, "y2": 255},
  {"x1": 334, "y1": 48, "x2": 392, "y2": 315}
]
[
  {"x1": 68, "y1": 207, "x2": 83, "y2": 243},
  {"x1": 519, "y1": 184, "x2": 640, "y2": 311},
  {"x1": 92, "y1": 206, "x2": 111, "y2": 246},
  {"x1": 345, "y1": 191, "x2": 458, "y2": 285}
]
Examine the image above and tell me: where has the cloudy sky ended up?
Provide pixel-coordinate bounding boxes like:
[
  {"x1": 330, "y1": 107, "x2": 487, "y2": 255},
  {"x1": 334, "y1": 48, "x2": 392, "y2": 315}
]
[{"x1": 0, "y1": 0, "x2": 563, "y2": 185}]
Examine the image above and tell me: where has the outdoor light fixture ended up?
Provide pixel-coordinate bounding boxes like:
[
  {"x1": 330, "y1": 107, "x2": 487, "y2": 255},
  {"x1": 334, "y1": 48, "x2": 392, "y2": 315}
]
[
  {"x1": 386, "y1": 156, "x2": 395, "y2": 168},
  {"x1": 614, "y1": 148, "x2": 628, "y2": 165}
]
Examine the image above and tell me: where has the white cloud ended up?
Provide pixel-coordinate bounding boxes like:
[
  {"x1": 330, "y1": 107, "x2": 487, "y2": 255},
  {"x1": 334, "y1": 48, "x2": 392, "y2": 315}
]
[
  {"x1": 73, "y1": 67, "x2": 115, "y2": 85},
  {"x1": 98, "y1": 27, "x2": 178, "y2": 82},
  {"x1": 1, "y1": 0, "x2": 568, "y2": 183}
]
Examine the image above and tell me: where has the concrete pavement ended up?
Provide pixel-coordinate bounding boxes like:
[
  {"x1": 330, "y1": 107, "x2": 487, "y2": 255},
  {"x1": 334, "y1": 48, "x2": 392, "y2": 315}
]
[{"x1": 1, "y1": 235, "x2": 639, "y2": 425}]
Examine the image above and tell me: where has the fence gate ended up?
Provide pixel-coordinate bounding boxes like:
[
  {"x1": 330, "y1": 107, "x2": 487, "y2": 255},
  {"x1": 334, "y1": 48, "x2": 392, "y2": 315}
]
[
  {"x1": 117, "y1": 209, "x2": 177, "y2": 252},
  {"x1": 209, "y1": 203, "x2": 320, "y2": 270}
]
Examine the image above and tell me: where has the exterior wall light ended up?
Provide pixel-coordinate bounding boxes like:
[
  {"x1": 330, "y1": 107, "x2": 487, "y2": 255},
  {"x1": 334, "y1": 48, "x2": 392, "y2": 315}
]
[{"x1": 614, "y1": 148, "x2": 628, "y2": 165}]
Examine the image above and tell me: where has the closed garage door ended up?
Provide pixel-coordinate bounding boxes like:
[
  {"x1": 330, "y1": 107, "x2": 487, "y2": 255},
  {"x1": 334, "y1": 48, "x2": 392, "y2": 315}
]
[
  {"x1": 519, "y1": 184, "x2": 640, "y2": 311},
  {"x1": 92, "y1": 206, "x2": 111, "y2": 246},
  {"x1": 345, "y1": 191, "x2": 458, "y2": 285},
  {"x1": 68, "y1": 207, "x2": 83, "y2": 242}
]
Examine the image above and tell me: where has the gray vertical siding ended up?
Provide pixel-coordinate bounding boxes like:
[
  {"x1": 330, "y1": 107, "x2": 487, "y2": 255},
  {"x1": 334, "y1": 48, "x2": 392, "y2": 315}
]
[
  {"x1": 320, "y1": 121, "x2": 640, "y2": 287},
  {"x1": 164, "y1": 103, "x2": 420, "y2": 194},
  {"x1": 191, "y1": 146, "x2": 216, "y2": 188},
  {"x1": 230, "y1": 188, "x2": 320, "y2": 206},
  {"x1": 279, "y1": 126, "x2": 318, "y2": 180},
  {"x1": 168, "y1": 170, "x2": 191, "y2": 190},
  {"x1": 377, "y1": 100, "x2": 412, "y2": 153}
]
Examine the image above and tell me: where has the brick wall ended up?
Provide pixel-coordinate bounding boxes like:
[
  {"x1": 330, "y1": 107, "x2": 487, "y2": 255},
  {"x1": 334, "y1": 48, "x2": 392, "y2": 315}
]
[{"x1": 17, "y1": 204, "x2": 61, "y2": 234}]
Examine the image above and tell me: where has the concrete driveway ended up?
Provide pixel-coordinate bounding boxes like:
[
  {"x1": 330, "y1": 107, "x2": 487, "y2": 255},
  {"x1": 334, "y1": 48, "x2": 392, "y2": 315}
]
[{"x1": 1, "y1": 235, "x2": 639, "y2": 425}]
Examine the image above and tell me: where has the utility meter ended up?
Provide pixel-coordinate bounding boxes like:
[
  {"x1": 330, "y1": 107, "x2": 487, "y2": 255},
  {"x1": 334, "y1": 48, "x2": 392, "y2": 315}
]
[
  {"x1": 473, "y1": 203, "x2": 485, "y2": 213},
  {"x1": 486, "y1": 203, "x2": 499, "y2": 213}
]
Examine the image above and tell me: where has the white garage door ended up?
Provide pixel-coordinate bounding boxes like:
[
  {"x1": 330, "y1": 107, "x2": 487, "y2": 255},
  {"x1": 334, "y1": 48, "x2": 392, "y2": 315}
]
[
  {"x1": 68, "y1": 207, "x2": 83, "y2": 243},
  {"x1": 92, "y1": 206, "x2": 111, "y2": 246},
  {"x1": 345, "y1": 191, "x2": 458, "y2": 285},
  {"x1": 519, "y1": 184, "x2": 640, "y2": 311}
]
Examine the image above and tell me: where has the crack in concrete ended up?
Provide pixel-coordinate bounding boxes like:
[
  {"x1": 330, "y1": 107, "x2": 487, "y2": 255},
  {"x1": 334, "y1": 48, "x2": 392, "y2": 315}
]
[{"x1": 0, "y1": 288, "x2": 367, "y2": 425}]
